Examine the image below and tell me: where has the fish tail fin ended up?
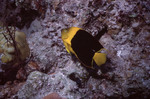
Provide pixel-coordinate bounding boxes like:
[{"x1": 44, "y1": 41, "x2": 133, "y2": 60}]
[{"x1": 93, "y1": 52, "x2": 107, "y2": 67}]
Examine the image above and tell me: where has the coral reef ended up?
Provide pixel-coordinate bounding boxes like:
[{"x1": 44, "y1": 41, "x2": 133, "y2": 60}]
[{"x1": 0, "y1": 0, "x2": 150, "y2": 99}]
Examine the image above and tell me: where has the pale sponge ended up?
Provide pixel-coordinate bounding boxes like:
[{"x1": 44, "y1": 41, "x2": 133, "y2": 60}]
[{"x1": 0, "y1": 31, "x2": 30, "y2": 63}]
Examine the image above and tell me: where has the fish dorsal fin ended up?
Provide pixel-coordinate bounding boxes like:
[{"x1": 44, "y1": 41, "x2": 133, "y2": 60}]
[{"x1": 94, "y1": 25, "x2": 108, "y2": 40}]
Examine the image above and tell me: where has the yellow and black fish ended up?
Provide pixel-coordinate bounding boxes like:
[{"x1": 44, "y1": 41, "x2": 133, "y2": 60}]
[{"x1": 61, "y1": 27, "x2": 107, "y2": 68}]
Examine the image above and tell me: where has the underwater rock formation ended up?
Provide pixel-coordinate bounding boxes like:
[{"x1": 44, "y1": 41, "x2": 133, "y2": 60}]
[{"x1": 0, "y1": 0, "x2": 150, "y2": 98}]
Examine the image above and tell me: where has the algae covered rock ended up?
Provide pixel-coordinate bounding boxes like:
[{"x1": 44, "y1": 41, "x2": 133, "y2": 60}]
[
  {"x1": 0, "y1": 30, "x2": 30, "y2": 63},
  {"x1": 17, "y1": 71, "x2": 79, "y2": 99}
]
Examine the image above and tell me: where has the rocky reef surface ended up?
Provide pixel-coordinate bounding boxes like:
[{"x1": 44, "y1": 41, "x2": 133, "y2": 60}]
[{"x1": 0, "y1": 0, "x2": 150, "y2": 99}]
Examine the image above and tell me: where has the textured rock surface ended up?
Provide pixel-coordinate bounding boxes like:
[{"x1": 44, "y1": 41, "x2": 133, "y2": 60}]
[
  {"x1": 0, "y1": 0, "x2": 150, "y2": 99},
  {"x1": 17, "y1": 67, "x2": 86, "y2": 99}
]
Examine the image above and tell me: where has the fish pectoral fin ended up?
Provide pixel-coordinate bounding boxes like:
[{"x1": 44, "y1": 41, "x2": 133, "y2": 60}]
[
  {"x1": 66, "y1": 47, "x2": 71, "y2": 54},
  {"x1": 93, "y1": 53, "x2": 106, "y2": 66},
  {"x1": 64, "y1": 42, "x2": 71, "y2": 54}
]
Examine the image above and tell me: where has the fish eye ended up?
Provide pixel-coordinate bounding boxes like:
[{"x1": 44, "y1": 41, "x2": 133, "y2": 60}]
[
  {"x1": 61, "y1": 28, "x2": 69, "y2": 39},
  {"x1": 61, "y1": 28, "x2": 68, "y2": 33}
]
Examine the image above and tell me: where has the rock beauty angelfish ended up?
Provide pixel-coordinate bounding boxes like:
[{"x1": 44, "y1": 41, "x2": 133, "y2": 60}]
[{"x1": 61, "y1": 27, "x2": 106, "y2": 69}]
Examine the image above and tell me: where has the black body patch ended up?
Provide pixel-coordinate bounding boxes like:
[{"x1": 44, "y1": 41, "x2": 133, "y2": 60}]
[{"x1": 71, "y1": 30, "x2": 103, "y2": 67}]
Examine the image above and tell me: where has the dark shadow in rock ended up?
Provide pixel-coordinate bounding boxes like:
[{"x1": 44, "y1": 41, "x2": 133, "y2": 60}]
[
  {"x1": 0, "y1": 64, "x2": 18, "y2": 85},
  {"x1": 68, "y1": 73, "x2": 83, "y2": 88},
  {"x1": 125, "y1": 88, "x2": 150, "y2": 99},
  {"x1": 7, "y1": 8, "x2": 40, "y2": 29},
  {"x1": 70, "y1": 53, "x2": 79, "y2": 63},
  {"x1": 106, "y1": 95, "x2": 123, "y2": 99},
  {"x1": 0, "y1": 1, "x2": 40, "y2": 29},
  {"x1": 98, "y1": 58, "x2": 116, "y2": 74},
  {"x1": 0, "y1": 62, "x2": 28, "y2": 85}
]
